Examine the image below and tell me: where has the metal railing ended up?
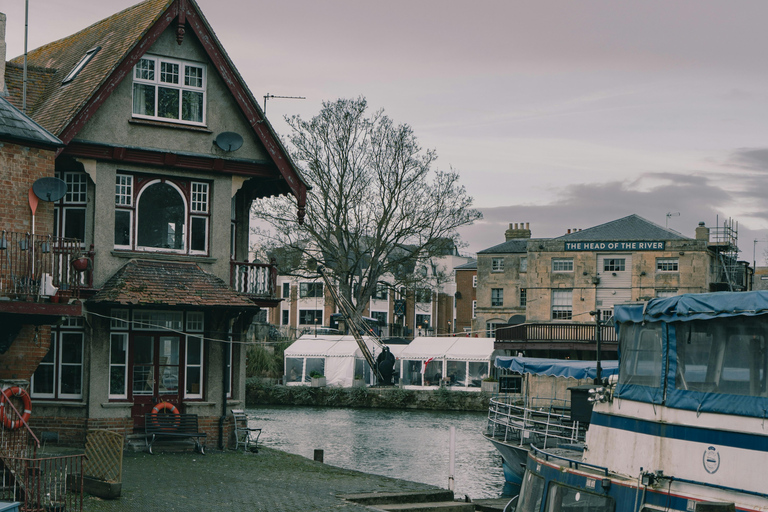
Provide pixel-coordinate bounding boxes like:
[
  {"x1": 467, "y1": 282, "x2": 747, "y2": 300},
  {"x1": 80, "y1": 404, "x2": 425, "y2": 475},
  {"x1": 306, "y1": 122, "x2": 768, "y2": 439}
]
[
  {"x1": 486, "y1": 394, "x2": 585, "y2": 449},
  {"x1": 495, "y1": 323, "x2": 617, "y2": 343},
  {"x1": 0, "y1": 454, "x2": 84, "y2": 512},
  {"x1": 230, "y1": 261, "x2": 277, "y2": 298},
  {"x1": 0, "y1": 231, "x2": 91, "y2": 301}
]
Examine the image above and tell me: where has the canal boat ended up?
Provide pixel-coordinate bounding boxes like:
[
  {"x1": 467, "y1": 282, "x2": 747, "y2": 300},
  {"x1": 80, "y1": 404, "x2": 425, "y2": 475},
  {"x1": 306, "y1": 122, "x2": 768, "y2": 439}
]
[
  {"x1": 484, "y1": 357, "x2": 618, "y2": 489},
  {"x1": 513, "y1": 291, "x2": 768, "y2": 512}
]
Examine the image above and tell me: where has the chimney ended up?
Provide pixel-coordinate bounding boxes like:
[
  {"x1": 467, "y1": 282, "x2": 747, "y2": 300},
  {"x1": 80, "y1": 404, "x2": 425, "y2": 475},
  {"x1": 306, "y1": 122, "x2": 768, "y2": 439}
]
[
  {"x1": 695, "y1": 221, "x2": 709, "y2": 241},
  {"x1": 0, "y1": 13, "x2": 6, "y2": 96},
  {"x1": 505, "y1": 221, "x2": 532, "y2": 241}
]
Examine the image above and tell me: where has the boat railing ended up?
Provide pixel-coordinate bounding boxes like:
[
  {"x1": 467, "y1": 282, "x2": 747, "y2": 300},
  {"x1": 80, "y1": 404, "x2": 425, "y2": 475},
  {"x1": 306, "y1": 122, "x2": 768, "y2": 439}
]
[
  {"x1": 486, "y1": 395, "x2": 585, "y2": 448},
  {"x1": 530, "y1": 445, "x2": 609, "y2": 476}
]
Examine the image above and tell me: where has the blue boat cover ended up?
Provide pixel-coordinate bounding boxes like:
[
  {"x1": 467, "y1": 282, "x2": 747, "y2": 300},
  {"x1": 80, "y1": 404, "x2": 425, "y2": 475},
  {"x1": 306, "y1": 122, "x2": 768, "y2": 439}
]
[
  {"x1": 495, "y1": 356, "x2": 619, "y2": 379},
  {"x1": 614, "y1": 290, "x2": 768, "y2": 418},
  {"x1": 614, "y1": 290, "x2": 768, "y2": 324}
]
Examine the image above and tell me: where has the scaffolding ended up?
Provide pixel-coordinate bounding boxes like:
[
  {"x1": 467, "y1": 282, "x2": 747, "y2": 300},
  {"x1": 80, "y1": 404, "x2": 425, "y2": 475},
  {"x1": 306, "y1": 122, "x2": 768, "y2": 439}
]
[{"x1": 708, "y1": 217, "x2": 747, "y2": 291}]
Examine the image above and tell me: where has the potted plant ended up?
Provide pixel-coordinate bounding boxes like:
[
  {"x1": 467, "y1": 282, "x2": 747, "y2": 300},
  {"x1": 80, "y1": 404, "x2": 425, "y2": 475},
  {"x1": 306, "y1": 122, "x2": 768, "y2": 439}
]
[
  {"x1": 481, "y1": 376, "x2": 499, "y2": 394},
  {"x1": 71, "y1": 248, "x2": 89, "y2": 272},
  {"x1": 310, "y1": 370, "x2": 326, "y2": 388}
]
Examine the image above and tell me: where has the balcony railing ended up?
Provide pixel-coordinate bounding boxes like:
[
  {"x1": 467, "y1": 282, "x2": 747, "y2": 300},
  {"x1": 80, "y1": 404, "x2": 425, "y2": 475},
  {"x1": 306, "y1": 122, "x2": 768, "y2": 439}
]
[
  {"x1": 495, "y1": 323, "x2": 618, "y2": 343},
  {"x1": 0, "y1": 231, "x2": 91, "y2": 301},
  {"x1": 230, "y1": 261, "x2": 277, "y2": 299}
]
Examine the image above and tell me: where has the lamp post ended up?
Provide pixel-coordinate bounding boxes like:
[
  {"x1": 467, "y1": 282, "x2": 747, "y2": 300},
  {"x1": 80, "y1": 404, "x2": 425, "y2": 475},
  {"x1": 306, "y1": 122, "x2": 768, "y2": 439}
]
[{"x1": 590, "y1": 310, "x2": 602, "y2": 384}]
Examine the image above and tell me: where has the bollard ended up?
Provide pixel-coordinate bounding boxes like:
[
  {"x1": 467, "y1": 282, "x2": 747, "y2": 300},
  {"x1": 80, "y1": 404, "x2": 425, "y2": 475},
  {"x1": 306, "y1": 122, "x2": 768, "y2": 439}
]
[{"x1": 314, "y1": 449, "x2": 324, "y2": 463}]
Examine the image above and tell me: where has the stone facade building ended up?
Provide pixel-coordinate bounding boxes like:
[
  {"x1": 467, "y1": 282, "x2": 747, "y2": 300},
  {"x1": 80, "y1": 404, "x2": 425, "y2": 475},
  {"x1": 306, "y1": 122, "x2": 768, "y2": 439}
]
[{"x1": 467, "y1": 215, "x2": 749, "y2": 357}]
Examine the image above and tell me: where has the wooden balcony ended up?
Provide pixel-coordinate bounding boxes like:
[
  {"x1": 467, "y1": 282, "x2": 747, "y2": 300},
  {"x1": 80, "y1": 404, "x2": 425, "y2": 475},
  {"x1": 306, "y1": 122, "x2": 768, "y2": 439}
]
[
  {"x1": 230, "y1": 260, "x2": 278, "y2": 306},
  {"x1": 0, "y1": 231, "x2": 88, "y2": 316},
  {"x1": 494, "y1": 322, "x2": 618, "y2": 353}
]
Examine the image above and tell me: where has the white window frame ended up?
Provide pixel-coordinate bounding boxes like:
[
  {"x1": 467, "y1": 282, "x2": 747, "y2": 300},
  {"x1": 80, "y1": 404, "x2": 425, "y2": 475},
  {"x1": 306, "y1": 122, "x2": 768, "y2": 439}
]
[
  {"x1": 472, "y1": 275, "x2": 477, "y2": 288},
  {"x1": 299, "y1": 282, "x2": 324, "y2": 298},
  {"x1": 184, "y1": 335, "x2": 204, "y2": 399},
  {"x1": 109, "y1": 333, "x2": 129, "y2": 399},
  {"x1": 552, "y1": 290, "x2": 573, "y2": 320},
  {"x1": 472, "y1": 300, "x2": 477, "y2": 318},
  {"x1": 492, "y1": 258, "x2": 505, "y2": 272},
  {"x1": 491, "y1": 288, "x2": 504, "y2": 307},
  {"x1": 656, "y1": 258, "x2": 679, "y2": 272},
  {"x1": 520, "y1": 288, "x2": 527, "y2": 307},
  {"x1": 552, "y1": 258, "x2": 574, "y2": 272},
  {"x1": 604, "y1": 258, "x2": 626, "y2": 272},
  {"x1": 186, "y1": 311, "x2": 205, "y2": 332},
  {"x1": 132, "y1": 55, "x2": 207, "y2": 126},
  {"x1": 116, "y1": 175, "x2": 211, "y2": 255}
]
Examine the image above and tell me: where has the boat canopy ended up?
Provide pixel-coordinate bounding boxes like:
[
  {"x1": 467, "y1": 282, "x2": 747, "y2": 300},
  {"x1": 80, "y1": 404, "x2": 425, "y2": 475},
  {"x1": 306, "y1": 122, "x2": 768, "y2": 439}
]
[
  {"x1": 495, "y1": 356, "x2": 619, "y2": 380},
  {"x1": 614, "y1": 290, "x2": 768, "y2": 418},
  {"x1": 614, "y1": 290, "x2": 768, "y2": 324}
]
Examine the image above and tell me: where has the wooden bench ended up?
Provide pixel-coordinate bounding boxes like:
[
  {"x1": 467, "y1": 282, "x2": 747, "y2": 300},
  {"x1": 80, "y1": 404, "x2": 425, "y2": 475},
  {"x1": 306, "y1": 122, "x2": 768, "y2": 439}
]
[
  {"x1": 232, "y1": 409, "x2": 261, "y2": 452},
  {"x1": 144, "y1": 413, "x2": 206, "y2": 455}
]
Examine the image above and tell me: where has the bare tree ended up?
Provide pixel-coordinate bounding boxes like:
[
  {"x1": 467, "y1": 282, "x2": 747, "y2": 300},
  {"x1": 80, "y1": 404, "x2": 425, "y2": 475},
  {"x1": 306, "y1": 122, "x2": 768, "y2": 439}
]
[{"x1": 252, "y1": 97, "x2": 482, "y2": 314}]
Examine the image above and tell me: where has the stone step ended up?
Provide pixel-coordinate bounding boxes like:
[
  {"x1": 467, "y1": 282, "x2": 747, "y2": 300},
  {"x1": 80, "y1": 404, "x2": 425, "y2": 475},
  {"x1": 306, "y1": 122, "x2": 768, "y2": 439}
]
[
  {"x1": 373, "y1": 502, "x2": 475, "y2": 512},
  {"x1": 339, "y1": 490, "x2": 455, "y2": 506}
]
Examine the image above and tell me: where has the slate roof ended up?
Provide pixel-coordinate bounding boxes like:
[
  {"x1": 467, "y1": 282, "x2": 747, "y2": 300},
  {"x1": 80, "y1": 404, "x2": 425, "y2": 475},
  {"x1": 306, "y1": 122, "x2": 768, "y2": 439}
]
[
  {"x1": 555, "y1": 214, "x2": 689, "y2": 241},
  {"x1": 88, "y1": 259, "x2": 259, "y2": 309},
  {"x1": 477, "y1": 239, "x2": 529, "y2": 254},
  {"x1": 454, "y1": 259, "x2": 477, "y2": 270},
  {"x1": 0, "y1": 96, "x2": 62, "y2": 147},
  {"x1": 6, "y1": 0, "x2": 171, "y2": 136}
]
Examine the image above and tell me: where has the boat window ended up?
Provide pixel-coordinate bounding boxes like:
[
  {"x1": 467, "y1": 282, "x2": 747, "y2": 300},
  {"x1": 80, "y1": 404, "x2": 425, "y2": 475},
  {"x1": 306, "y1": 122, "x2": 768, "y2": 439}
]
[
  {"x1": 516, "y1": 472, "x2": 545, "y2": 512},
  {"x1": 675, "y1": 319, "x2": 768, "y2": 397},
  {"x1": 618, "y1": 323, "x2": 663, "y2": 388},
  {"x1": 545, "y1": 483, "x2": 614, "y2": 512}
]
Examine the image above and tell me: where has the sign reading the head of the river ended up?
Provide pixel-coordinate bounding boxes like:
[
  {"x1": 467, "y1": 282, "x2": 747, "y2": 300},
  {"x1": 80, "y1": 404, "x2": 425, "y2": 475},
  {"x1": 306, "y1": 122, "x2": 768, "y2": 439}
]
[{"x1": 564, "y1": 241, "x2": 666, "y2": 251}]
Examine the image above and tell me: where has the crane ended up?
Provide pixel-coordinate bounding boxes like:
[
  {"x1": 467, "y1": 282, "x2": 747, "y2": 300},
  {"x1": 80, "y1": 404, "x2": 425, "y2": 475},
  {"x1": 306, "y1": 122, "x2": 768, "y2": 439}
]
[{"x1": 317, "y1": 267, "x2": 395, "y2": 385}]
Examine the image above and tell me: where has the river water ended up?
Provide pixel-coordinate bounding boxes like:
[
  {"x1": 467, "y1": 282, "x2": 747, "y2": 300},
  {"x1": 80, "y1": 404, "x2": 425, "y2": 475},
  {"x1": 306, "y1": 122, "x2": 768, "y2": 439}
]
[{"x1": 246, "y1": 405, "x2": 511, "y2": 500}]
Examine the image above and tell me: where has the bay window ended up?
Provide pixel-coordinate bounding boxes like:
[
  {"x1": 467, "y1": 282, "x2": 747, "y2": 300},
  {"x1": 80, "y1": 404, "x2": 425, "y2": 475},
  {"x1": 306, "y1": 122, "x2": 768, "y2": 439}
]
[{"x1": 115, "y1": 174, "x2": 210, "y2": 255}]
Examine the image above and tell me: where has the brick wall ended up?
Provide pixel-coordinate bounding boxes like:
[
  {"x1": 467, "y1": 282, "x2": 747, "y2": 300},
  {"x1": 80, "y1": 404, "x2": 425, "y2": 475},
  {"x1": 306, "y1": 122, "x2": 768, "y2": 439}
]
[
  {"x1": 0, "y1": 326, "x2": 51, "y2": 380},
  {"x1": 0, "y1": 141, "x2": 56, "y2": 235},
  {"x1": 455, "y1": 269, "x2": 476, "y2": 334}
]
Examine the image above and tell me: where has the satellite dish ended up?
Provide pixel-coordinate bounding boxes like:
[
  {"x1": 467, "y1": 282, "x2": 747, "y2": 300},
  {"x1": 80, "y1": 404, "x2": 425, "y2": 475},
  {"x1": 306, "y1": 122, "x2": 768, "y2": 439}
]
[
  {"x1": 214, "y1": 132, "x2": 244, "y2": 152},
  {"x1": 32, "y1": 177, "x2": 68, "y2": 202}
]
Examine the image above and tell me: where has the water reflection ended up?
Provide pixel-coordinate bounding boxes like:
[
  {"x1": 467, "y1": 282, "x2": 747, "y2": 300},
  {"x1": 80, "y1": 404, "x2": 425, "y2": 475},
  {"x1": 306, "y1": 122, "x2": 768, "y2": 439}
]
[{"x1": 246, "y1": 405, "x2": 508, "y2": 500}]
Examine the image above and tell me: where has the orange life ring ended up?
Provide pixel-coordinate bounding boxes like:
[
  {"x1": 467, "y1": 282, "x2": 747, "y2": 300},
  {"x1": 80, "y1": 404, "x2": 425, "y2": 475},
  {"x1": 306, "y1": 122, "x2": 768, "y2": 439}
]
[
  {"x1": 150, "y1": 401, "x2": 180, "y2": 430},
  {"x1": 152, "y1": 401, "x2": 179, "y2": 415},
  {"x1": 0, "y1": 386, "x2": 32, "y2": 430}
]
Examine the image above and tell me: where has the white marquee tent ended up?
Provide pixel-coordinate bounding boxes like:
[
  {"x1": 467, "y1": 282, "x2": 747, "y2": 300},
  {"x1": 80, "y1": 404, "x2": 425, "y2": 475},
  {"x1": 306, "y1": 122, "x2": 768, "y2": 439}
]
[{"x1": 284, "y1": 335, "x2": 497, "y2": 389}]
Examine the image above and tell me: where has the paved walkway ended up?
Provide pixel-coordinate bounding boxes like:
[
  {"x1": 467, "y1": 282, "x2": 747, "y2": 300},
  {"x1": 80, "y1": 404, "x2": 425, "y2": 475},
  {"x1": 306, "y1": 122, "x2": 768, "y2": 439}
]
[{"x1": 78, "y1": 447, "x2": 443, "y2": 512}]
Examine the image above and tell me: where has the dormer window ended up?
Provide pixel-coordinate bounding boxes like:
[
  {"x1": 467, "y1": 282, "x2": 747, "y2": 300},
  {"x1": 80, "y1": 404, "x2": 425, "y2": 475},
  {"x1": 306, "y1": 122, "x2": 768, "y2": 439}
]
[
  {"x1": 132, "y1": 56, "x2": 206, "y2": 125},
  {"x1": 62, "y1": 47, "x2": 100, "y2": 84}
]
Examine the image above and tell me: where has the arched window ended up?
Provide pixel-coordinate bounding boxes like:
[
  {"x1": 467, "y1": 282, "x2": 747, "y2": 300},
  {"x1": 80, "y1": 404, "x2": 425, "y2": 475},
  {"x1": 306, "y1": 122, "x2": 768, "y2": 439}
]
[{"x1": 137, "y1": 181, "x2": 186, "y2": 250}]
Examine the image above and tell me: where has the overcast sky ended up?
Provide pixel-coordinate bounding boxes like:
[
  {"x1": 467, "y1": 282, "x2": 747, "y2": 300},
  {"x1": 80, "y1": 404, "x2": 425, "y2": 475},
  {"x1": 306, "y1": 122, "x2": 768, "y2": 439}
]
[{"x1": 5, "y1": 0, "x2": 768, "y2": 262}]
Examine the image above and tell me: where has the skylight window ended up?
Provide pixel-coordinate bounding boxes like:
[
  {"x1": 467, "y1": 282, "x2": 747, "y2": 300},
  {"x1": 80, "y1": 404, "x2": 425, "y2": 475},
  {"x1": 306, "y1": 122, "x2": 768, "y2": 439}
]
[{"x1": 62, "y1": 47, "x2": 101, "y2": 84}]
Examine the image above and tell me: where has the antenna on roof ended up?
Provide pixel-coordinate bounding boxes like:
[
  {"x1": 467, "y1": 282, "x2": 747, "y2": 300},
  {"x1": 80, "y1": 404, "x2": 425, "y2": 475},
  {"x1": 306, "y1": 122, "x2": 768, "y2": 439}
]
[
  {"x1": 666, "y1": 212, "x2": 680, "y2": 228},
  {"x1": 263, "y1": 93, "x2": 306, "y2": 115}
]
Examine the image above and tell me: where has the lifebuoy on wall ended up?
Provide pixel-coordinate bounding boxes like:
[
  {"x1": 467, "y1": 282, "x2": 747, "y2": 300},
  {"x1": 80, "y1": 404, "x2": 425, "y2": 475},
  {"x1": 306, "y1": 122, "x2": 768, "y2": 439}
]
[
  {"x1": 150, "y1": 401, "x2": 180, "y2": 430},
  {"x1": 0, "y1": 386, "x2": 32, "y2": 430}
]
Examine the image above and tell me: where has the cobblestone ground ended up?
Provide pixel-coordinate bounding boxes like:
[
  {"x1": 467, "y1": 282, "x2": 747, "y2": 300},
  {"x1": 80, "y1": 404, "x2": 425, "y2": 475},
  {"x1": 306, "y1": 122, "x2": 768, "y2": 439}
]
[{"x1": 81, "y1": 447, "x2": 440, "y2": 512}]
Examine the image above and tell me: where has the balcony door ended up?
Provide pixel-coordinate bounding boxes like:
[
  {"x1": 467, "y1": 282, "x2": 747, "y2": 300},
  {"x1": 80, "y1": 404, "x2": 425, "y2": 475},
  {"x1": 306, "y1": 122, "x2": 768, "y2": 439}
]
[{"x1": 130, "y1": 334, "x2": 181, "y2": 428}]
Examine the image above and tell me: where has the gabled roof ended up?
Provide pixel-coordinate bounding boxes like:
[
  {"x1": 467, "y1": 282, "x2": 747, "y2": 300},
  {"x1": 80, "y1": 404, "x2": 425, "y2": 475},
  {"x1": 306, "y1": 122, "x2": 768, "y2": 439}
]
[
  {"x1": 5, "y1": 0, "x2": 308, "y2": 216},
  {"x1": 478, "y1": 239, "x2": 529, "y2": 254},
  {"x1": 88, "y1": 259, "x2": 259, "y2": 310},
  {"x1": 0, "y1": 96, "x2": 62, "y2": 148},
  {"x1": 555, "y1": 214, "x2": 689, "y2": 241}
]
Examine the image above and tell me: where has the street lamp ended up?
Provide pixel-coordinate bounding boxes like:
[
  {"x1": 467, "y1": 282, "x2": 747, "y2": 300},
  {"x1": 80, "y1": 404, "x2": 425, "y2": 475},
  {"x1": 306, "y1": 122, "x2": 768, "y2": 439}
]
[{"x1": 590, "y1": 310, "x2": 603, "y2": 384}]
